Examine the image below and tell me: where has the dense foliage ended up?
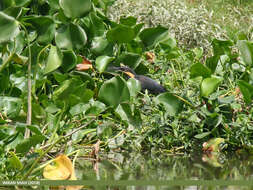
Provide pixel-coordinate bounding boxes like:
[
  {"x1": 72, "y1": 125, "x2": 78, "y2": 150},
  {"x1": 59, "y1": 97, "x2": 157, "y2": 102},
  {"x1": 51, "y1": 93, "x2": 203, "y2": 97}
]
[{"x1": 0, "y1": 0, "x2": 253, "y2": 180}]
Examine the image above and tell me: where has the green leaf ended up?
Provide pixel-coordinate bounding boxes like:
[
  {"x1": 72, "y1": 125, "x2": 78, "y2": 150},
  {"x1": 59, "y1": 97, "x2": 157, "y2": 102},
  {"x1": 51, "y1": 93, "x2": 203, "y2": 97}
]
[
  {"x1": 69, "y1": 103, "x2": 89, "y2": 116},
  {"x1": 201, "y1": 77, "x2": 223, "y2": 97},
  {"x1": 8, "y1": 152, "x2": 23, "y2": 170},
  {"x1": 22, "y1": 16, "x2": 55, "y2": 44},
  {"x1": 156, "y1": 93, "x2": 183, "y2": 116},
  {"x1": 194, "y1": 132, "x2": 211, "y2": 139},
  {"x1": 139, "y1": 26, "x2": 168, "y2": 48},
  {"x1": 55, "y1": 23, "x2": 87, "y2": 50},
  {"x1": 126, "y1": 78, "x2": 141, "y2": 97},
  {"x1": 116, "y1": 52, "x2": 141, "y2": 69},
  {"x1": 0, "y1": 11, "x2": 19, "y2": 43},
  {"x1": 106, "y1": 24, "x2": 135, "y2": 44},
  {"x1": 115, "y1": 103, "x2": 142, "y2": 127},
  {"x1": 44, "y1": 45, "x2": 63, "y2": 74},
  {"x1": 190, "y1": 62, "x2": 211, "y2": 79},
  {"x1": 119, "y1": 16, "x2": 137, "y2": 26},
  {"x1": 16, "y1": 135, "x2": 45, "y2": 154},
  {"x1": 89, "y1": 12, "x2": 106, "y2": 37},
  {"x1": 98, "y1": 76, "x2": 130, "y2": 107},
  {"x1": 237, "y1": 40, "x2": 253, "y2": 66},
  {"x1": 237, "y1": 80, "x2": 253, "y2": 104},
  {"x1": 61, "y1": 50, "x2": 77, "y2": 72},
  {"x1": 85, "y1": 101, "x2": 106, "y2": 116},
  {"x1": 91, "y1": 36, "x2": 113, "y2": 56},
  {"x1": 59, "y1": 0, "x2": 92, "y2": 18},
  {"x1": 95, "y1": 55, "x2": 114, "y2": 73},
  {"x1": 0, "y1": 96, "x2": 22, "y2": 118}
]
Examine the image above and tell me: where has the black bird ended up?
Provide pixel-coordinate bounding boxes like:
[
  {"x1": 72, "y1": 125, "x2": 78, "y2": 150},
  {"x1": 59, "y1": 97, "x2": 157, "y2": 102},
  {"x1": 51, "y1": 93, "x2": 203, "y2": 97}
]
[{"x1": 110, "y1": 66, "x2": 166, "y2": 95}]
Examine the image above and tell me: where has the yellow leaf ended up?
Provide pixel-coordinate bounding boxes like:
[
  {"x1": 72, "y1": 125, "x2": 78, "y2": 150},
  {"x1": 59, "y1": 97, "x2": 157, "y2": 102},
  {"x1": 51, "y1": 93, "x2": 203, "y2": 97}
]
[
  {"x1": 43, "y1": 154, "x2": 83, "y2": 190},
  {"x1": 43, "y1": 155, "x2": 73, "y2": 180}
]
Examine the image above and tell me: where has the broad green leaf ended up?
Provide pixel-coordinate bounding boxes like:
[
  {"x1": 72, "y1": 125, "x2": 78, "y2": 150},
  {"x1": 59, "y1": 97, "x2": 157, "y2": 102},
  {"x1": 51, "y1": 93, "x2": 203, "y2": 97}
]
[
  {"x1": 8, "y1": 152, "x2": 23, "y2": 170},
  {"x1": 0, "y1": 12, "x2": 19, "y2": 43},
  {"x1": 89, "y1": 12, "x2": 106, "y2": 37},
  {"x1": 119, "y1": 16, "x2": 137, "y2": 26},
  {"x1": 91, "y1": 36, "x2": 113, "y2": 56},
  {"x1": 69, "y1": 103, "x2": 89, "y2": 116},
  {"x1": 237, "y1": 40, "x2": 253, "y2": 66},
  {"x1": 126, "y1": 78, "x2": 141, "y2": 97},
  {"x1": 55, "y1": 23, "x2": 87, "y2": 50},
  {"x1": 16, "y1": 134, "x2": 45, "y2": 154},
  {"x1": 212, "y1": 39, "x2": 233, "y2": 56},
  {"x1": 237, "y1": 80, "x2": 253, "y2": 104},
  {"x1": 61, "y1": 50, "x2": 77, "y2": 72},
  {"x1": 22, "y1": 16, "x2": 55, "y2": 44},
  {"x1": 98, "y1": 76, "x2": 130, "y2": 107},
  {"x1": 201, "y1": 77, "x2": 223, "y2": 97},
  {"x1": 0, "y1": 96, "x2": 22, "y2": 118},
  {"x1": 115, "y1": 103, "x2": 142, "y2": 127},
  {"x1": 106, "y1": 24, "x2": 135, "y2": 44},
  {"x1": 44, "y1": 45, "x2": 63, "y2": 74},
  {"x1": 85, "y1": 100, "x2": 106, "y2": 116},
  {"x1": 156, "y1": 92, "x2": 183, "y2": 116},
  {"x1": 190, "y1": 62, "x2": 211, "y2": 79},
  {"x1": 59, "y1": 0, "x2": 92, "y2": 18},
  {"x1": 95, "y1": 55, "x2": 114, "y2": 73},
  {"x1": 53, "y1": 78, "x2": 93, "y2": 107},
  {"x1": 116, "y1": 52, "x2": 141, "y2": 69},
  {"x1": 139, "y1": 26, "x2": 168, "y2": 48}
]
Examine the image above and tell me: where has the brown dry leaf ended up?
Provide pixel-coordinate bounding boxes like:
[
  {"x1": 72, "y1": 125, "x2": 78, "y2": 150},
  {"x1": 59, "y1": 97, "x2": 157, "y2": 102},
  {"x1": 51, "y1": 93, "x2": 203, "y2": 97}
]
[
  {"x1": 76, "y1": 56, "x2": 93, "y2": 71},
  {"x1": 145, "y1": 52, "x2": 155, "y2": 63},
  {"x1": 43, "y1": 154, "x2": 82, "y2": 190},
  {"x1": 76, "y1": 63, "x2": 92, "y2": 71}
]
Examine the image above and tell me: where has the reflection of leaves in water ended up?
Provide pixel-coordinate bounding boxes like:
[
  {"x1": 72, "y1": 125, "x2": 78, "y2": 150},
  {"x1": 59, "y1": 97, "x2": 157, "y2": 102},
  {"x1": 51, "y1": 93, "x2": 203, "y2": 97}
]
[{"x1": 75, "y1": 152, "x2": 253, "y2": 182}]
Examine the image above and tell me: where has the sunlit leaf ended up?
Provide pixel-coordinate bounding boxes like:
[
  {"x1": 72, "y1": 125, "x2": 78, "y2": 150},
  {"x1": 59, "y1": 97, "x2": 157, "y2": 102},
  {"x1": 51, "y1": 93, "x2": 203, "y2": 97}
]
[
  {"x1": 201, "y1": 77, "x2": 223, "y2": 97},
  {"x1": 155, "y1": 92, "x2": 183, "y2": 116},
  {"x1": 126, "y1": 78, "x2": 141, "y2": 97},
  {"x1": 237, "y1": 80, "x2": 253, "y2": 104},
  {"x1": 139, "y1": 26, "x2": 168, "y2": 48},
  {"x1": 98, "y1": 76, "x2": 130, "y2": 107},
  {"x1": 43, "y1": 154, "x2": 74, "y2": 180},
  {"x1": 55, "y1": 23, "x2": 87, "y2": 50},
  {"x1": 91, "y1": 36, "x2": 113, "y2": 56},
  {"x1": 22, "y1": 16, "x2": 55, "y2": 44},
  {"x1": 190, "y1": 62, "x2": 211, "y2": 79},
  {"x1": 59, "y1": 0, "x2": 92, "y2": 18},
  {"x1": 107, "y1": 24, "x2": 135, "y2": 44},
  {"x1": 237, "y1": 40, "x2": 253, "y2": 66},
  {"x1": 0, "y1": 11, "x2": 19, "y2": 43},
  {"x1": 44, "y1": 45, "x2": 63, "y2": 74},
  {"x1": 95, "y1": 55, "x2": 114, "y2": 73}
]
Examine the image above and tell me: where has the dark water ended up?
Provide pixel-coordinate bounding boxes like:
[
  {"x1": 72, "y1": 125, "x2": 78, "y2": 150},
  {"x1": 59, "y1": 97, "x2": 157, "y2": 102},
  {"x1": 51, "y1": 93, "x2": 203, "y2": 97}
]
[{"x1": 74, "y1": 151, "x2": 253, "y2": 190}]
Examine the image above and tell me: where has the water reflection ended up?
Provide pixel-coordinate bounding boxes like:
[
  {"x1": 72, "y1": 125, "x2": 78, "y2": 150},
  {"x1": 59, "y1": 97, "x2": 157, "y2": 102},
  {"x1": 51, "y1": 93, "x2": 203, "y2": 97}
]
[{"x1": 75, "y1": 151, "x2": 253, "y2": 189}]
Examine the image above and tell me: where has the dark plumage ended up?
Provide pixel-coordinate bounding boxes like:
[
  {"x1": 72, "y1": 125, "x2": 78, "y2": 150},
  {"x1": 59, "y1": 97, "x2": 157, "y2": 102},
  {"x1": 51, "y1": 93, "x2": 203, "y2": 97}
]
[{"x1": 110, "y1": 66, "x2": 166, "y2": 95}]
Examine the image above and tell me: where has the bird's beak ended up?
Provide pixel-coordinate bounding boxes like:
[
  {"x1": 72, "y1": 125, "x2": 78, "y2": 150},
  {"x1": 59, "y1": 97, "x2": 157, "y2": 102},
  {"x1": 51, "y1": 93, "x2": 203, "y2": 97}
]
[{"x1": 123, "y1": 71, "x2": 135, "y2": 78}]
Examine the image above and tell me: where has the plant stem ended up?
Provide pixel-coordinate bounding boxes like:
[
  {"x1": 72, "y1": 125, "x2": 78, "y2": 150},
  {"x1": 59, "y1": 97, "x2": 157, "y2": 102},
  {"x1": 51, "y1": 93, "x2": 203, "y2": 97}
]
[{"x1": 20, "y1": 23, "x2": 32, "y2": 138}]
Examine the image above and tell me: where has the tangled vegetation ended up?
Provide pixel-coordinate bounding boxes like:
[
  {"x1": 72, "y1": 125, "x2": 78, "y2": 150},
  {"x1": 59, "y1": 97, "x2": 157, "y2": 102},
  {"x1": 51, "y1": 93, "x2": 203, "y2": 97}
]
[{"x1": 0, "y1": 0, "x2": 253, "y2": 180}]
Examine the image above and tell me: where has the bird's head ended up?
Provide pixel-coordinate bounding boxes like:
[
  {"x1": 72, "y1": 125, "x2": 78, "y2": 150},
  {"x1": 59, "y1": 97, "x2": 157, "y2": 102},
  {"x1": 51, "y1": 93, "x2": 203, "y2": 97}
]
[{"x1": 109, "y1": 66, "x2": 136, "y2": 78}]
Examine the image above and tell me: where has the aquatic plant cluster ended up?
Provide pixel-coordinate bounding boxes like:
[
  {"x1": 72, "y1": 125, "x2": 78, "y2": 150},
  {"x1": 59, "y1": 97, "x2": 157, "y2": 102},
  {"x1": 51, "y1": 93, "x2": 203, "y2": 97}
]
[{"x1": 0, "y1": 0, "x2": 253, "y2": 180}]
